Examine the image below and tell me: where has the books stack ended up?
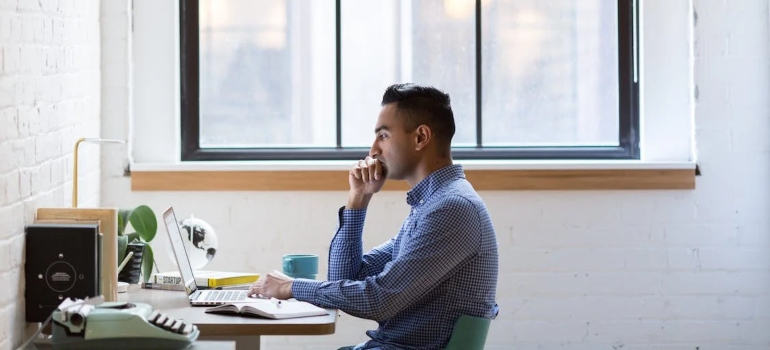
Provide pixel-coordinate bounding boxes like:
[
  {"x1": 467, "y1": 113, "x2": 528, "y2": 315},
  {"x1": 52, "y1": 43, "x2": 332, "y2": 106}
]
[{"x1": 142, "y1": 270, "x2": 260, "y2": 290}]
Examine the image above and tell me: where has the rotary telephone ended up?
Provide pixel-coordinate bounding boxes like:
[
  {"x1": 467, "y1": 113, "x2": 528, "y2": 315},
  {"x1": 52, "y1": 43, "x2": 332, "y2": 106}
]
[{"x1": 41, "y1": 297, "x2": 199, "y2": 350}]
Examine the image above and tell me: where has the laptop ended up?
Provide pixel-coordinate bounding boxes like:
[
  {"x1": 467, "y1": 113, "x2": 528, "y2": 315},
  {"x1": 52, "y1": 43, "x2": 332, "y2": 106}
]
[{"x1": 162, "y1": 206, "x2": 252, "y2": 306}]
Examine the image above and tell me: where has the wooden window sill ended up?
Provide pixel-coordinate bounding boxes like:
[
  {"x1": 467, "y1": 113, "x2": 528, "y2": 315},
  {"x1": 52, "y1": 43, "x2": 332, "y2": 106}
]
[{"x1": 130, "y1": 168, "x2": 696, "y2": 191}]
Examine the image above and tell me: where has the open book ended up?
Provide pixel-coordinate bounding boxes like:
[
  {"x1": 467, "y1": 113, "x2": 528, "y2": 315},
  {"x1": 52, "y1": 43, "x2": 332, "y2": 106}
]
[{"x1": 204, "y1": 299, "x2": 328, "y2": 320}]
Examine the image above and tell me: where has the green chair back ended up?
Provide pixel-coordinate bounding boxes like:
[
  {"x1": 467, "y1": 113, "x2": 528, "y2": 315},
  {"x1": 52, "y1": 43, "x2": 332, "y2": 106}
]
[{"x1": 444, "y1": 315, "x2": 491, "y2": 350}]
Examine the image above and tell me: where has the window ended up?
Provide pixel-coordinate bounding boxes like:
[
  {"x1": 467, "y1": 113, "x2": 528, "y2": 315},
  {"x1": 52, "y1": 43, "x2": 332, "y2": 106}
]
[{"x1": 180, "y1": 0, "x2": 639, "y2": 161}]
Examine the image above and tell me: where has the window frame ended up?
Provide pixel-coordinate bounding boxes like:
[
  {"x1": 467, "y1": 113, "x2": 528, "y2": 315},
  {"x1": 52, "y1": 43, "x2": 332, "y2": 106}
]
[{"x1": 179, "y1": 0, "x2": 640, "y2": 162}]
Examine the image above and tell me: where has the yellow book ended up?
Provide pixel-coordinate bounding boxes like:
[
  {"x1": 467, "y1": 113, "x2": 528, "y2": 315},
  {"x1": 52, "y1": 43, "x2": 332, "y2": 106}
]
[{"x1": 152, "y1": 270, "x2": 260, "y2": 288}]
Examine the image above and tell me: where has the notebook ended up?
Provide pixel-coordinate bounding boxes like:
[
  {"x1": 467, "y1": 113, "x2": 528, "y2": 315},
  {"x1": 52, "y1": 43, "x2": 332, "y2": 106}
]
[
  {"x1": 162, "y1": 206, "x2": 253, "y2": 306},
  {"x1": 205, "y1": 298, "x2": 328, "y2": 320}
]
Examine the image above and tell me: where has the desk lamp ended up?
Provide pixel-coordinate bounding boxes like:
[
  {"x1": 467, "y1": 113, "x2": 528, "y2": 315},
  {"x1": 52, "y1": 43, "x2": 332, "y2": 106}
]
[{"x1": 72, "y1": 137, "x2": 125, "y2": 207}]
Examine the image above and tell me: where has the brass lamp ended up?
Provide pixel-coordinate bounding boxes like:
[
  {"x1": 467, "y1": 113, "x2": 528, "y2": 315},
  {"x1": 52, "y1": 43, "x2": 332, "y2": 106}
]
[{"x1": 72, "y1": 137, "x2": 126, "y2": 207}]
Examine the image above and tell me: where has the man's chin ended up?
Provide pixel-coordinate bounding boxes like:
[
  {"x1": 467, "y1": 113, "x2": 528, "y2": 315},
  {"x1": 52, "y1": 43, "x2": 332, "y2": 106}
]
[{"x1": 385, "y1": 172, "x2": 402, "y2": 181}]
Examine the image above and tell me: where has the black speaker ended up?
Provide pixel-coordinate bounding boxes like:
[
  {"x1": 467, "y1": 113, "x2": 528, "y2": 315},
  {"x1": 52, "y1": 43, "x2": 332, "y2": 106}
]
[{"x1": 25, "y1": 223, "x2": 101, "y2": 322}]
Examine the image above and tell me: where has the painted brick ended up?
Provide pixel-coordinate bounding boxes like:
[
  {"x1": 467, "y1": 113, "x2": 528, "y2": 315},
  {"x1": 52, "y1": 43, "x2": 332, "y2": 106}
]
[
  {"x1": 0, "y1": 240, "x2": 10, "y2": 274},
  {"x1": 736, "y1": 221, "x2": 770, "y2": 246},
  {"x1": 0, "y1": 14, "x2": 11, "y2": 42},
  {"x1": 0, "y1": 108, "x2": 17, "y2": 142},
  {"x1": 0, "y1": 75, "x2": 14, "y2": 108},
  {"x1": 10, "y1": 14, "x2": 21, "y2": 42},
  {"x1": 661, "y1": 222, "x2": 739, "y2": 246},
  {"x1": 0, "y1": 202, "x2": 23, "y2": 241},
  {"x1": 589, "y1": 319, "x2": 770, "y2": 345},
  {"x1": 661, "y1": 271, "x2": 770, "y2": 295},
  {"x1": 50, "y1": 155, "x2": 64, "y2": 187},
  {"x1": 696, "y1": 247, "x2": 770, "y2": 270},
  {"x1": 638, "y1": 295, "x2": 764, "y2": 320},
  {"x1": 725, "y1": 0, "x2": 770, "y2": 58},
  {"x1": 1, "y1": 170, "x2": 20, "y2": 206},
  {"x1": 12, "y1": 138, "x2": 35, "y2": 168},
  {"x1": 1, "y1": 1, "x2": 101, "y2": 349},
  {"x1": 9, "y1": 234, "x2": 23, "y2": 268},
  {"x1": 625, "y1": 346, "x2": 764, "y2": 350},
  {"x1": 501, "y1": 319, "x2": 589, "y2": 343},
  {"x1": 0, "y1": 143, "x2": 12, "y2": 176},
  {"x1": 0, "y1": 269, "x2": 21, "y2": 315},
  {"x1": 539, "y1": 195, "x2": 623, "y2": 225}
]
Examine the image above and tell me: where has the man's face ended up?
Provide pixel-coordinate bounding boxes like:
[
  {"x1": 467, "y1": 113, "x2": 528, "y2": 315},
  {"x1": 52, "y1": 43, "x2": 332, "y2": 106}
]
[{"x1": 369, "y1": 103, "x2": 419, "y2": 180}]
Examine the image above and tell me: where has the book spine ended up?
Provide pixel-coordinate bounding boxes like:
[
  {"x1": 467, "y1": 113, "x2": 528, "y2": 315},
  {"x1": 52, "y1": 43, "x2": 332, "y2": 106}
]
[
  {"x1": 208, "y1": 276, "x2": 259, "y2": 288},
  {"x1": 141, "y1": 282, "x2": 185, "y2": 291},
  {"x1": 151, "y1": 274, "x2": 212, "y2": 287},
  {"x1": 154, "y1": 275, "x2": 183, "y2": 285}
]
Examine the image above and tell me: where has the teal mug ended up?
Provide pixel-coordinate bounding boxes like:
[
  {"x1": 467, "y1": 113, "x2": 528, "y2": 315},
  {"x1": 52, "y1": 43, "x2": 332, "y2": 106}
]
[{"x1": 282, "y1": 254, "x2": 318, "y2": 279}]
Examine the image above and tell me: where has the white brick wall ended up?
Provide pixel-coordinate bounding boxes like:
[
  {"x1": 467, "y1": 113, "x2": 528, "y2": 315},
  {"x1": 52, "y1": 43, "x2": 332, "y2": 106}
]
[
  {"x1": 92, "y1": 0, "x2": 764, "y2": 349},
  {"x1": 0, "y1": 0, "x2": 101, "y2": 349}
]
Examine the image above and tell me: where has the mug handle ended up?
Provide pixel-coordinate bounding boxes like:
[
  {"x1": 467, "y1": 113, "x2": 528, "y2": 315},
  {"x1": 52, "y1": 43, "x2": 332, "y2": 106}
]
[{"x1": 283, "y1": 258, "x2": 294, "y2": 273}]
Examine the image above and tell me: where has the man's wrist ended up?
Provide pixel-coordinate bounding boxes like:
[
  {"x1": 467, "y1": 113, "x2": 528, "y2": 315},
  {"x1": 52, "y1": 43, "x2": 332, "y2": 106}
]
[{"x1": 346, "y1": 192, "x2": 373, "y2": 209}]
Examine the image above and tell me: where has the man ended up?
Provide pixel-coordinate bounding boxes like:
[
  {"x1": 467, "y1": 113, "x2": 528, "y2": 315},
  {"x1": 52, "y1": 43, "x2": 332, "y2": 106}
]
[{"x1": 250, "y1": 83, "x2": 499, "y2": 350}]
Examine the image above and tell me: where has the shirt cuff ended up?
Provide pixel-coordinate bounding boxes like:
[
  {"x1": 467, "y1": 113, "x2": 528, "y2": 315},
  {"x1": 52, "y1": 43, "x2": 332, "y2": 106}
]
[
  {"x1": 338, "y1": 206, "x2": 367, "y2": 234},
  {"x1": 291, "y1": 278, "x2": 324, "y2": 302}
]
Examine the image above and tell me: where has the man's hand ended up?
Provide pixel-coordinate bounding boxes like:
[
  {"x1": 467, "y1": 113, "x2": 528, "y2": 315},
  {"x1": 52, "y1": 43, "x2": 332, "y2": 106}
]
[
  {"x1": 248, "y1": 271, "x2": 294, "y2": 299},
  {"x1": 348, "y1": 156, "x2": 386, "y2": 209}
]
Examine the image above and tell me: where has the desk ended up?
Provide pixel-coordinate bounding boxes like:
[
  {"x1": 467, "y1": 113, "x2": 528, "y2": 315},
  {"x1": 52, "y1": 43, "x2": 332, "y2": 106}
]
[
  {"x1": 120, "y1": 285, "x2": 337, "y2": 350},
  {"x1": 32, "y1": 340, "x2": 237, "y2": 350}
]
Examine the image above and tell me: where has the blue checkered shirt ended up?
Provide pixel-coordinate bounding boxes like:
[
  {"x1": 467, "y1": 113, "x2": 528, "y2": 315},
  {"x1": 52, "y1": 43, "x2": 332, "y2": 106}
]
[{"x1": 292, "y1": 164, "x2": 499, "y2": 350}]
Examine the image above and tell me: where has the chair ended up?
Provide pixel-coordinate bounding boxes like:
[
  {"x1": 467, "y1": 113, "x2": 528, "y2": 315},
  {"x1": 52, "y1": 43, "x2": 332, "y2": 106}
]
[{"x1": 444, "y1": 315, "x2": 491, "y2": 350}]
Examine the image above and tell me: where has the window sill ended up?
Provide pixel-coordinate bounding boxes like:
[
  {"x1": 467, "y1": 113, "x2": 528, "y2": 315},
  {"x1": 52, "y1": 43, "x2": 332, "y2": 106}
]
[{"x1": 129, "y1": 160, "x2": 696, "y2": 191}]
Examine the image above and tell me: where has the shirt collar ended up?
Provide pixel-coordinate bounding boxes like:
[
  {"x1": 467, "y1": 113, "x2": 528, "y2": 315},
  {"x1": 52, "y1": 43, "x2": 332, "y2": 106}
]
[{"x1": 406, "y1": 164, "x2": 465, "y2": 207}]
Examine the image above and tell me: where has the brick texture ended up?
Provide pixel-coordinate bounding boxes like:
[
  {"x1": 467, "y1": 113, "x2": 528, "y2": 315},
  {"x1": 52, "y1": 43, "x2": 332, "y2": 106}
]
[{"x1": 0, "y1": 0, "x2": 101, "y2": 349}]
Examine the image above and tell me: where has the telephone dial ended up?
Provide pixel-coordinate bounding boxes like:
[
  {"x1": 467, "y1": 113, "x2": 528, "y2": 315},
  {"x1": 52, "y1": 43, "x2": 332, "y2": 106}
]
[{"x1": 49, "y1": 298, "x2": 199, "y2": 350}]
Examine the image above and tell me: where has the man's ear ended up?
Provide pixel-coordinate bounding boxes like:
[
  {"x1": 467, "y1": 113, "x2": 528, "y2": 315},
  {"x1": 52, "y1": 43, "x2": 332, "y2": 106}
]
[{"x1": 414, "y1": 125, "x2": 431, "y2": 151}]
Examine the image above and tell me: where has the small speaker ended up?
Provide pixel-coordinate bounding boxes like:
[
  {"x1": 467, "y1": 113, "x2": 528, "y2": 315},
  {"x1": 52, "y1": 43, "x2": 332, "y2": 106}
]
[{"x1": 25, "y1": 223, "x2": 101, "y2": 322}]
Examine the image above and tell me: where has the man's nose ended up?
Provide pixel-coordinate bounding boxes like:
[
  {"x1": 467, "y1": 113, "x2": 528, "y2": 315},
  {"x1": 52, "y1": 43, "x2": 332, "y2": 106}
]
[{"x1": 369, "y1": 141, "x2": 380, "y2": 158}]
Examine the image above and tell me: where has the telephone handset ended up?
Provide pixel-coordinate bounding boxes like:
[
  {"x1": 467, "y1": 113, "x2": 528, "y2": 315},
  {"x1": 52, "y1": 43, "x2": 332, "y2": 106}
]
[{"x1": 50, "y1": 298, "x2": 199, "y2": 350}]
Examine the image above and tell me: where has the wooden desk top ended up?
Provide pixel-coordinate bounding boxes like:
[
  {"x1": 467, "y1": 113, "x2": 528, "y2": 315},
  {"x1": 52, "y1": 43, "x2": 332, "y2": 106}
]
[
  {"x1": 32, "y1": 340, "x2": 236, "y2": 350},
  {"x1": 119, "y1": 285, "x2": 337, "y2": 336}
]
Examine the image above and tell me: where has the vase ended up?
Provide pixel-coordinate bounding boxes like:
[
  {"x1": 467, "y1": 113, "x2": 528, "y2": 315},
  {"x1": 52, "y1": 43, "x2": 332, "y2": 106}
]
[{"x1": 118, "y1": 243, "x2": 145, "y2": 284}]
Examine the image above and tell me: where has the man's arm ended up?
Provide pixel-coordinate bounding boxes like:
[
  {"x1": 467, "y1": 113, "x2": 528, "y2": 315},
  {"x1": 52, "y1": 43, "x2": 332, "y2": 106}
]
[
  {"x1": 327, "y1": 156, "x2": 391, "y2": 280},
  {"x1": 328, "y1": 207, "x2": 393, "y2": 281},
  {"x1": 293, "y1": 196, "x2": 481, "y2": 321}
]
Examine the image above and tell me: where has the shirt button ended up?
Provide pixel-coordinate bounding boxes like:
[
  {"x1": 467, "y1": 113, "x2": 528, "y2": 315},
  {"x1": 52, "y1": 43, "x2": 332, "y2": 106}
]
[{"x1": 419, "y1": 200, "x2": 424, "y2": 204}]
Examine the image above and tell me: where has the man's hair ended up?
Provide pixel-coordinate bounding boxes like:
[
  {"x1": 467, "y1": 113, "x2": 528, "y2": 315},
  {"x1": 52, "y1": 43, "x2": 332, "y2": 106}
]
[{"x1": 381, "y1": 83, "x2": 456, "y2": 147}]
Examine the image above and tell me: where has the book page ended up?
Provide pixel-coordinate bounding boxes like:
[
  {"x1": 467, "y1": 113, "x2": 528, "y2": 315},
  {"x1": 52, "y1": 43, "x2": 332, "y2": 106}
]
[
  {"x1": 208, "y1": 300, "x2": 327, "y2": 319},
  {"x1": 205, "y1": 303, "x2": 244, "y2": 314}
]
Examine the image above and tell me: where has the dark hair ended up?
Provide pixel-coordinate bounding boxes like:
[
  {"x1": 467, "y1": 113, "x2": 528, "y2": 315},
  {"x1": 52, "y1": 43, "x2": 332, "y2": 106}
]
[{"x1": 381, "y1": 83, "x2": 456, "y2": 146}]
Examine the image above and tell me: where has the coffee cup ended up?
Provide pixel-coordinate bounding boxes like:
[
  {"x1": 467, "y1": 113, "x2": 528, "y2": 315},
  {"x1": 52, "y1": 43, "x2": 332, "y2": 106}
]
[{"x1": 282, "y1": 254, "x2": 318, "y2": 279}]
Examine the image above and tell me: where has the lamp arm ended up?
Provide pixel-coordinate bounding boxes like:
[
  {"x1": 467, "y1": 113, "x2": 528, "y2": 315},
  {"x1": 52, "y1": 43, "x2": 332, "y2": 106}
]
[{"x1": 72, "y1": 137, "x2": 86, "y2": 207}]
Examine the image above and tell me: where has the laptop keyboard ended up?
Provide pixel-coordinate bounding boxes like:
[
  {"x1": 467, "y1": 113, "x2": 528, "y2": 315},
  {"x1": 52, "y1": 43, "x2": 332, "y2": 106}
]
[{"x1": 205, "y1": 290, "x2": 247, "y2": 302}]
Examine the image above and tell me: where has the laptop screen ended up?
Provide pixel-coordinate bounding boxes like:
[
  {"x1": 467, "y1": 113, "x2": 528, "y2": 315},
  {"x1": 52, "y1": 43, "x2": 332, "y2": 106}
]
[{"x1": 162, "y1": 207, "x2": 198, "y2": 295}]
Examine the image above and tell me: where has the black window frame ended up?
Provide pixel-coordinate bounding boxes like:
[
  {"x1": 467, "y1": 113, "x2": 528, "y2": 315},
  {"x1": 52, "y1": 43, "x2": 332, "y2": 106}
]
[{"x1": 180, "y1": 0, "x2": 639, "y2": 161}]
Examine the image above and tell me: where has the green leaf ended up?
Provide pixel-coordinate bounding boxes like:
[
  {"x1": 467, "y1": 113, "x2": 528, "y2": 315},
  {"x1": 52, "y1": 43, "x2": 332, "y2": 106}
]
[
  {"x1": 141, "y1": 244, "x2": 154, "y2": 283},
  {"x1": 118, "y1": 209, "x2": 132, "y2": 236},
  {"x1": 129, "y1": 205, "x2": 157, "y2": 242},
  {"x1": 117, "y1": 235, "x2": 128, "y2": 266}
]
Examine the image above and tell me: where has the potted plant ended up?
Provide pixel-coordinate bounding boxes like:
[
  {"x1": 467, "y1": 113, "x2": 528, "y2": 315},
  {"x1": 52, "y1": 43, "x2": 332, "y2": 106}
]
[{"x1": 117, "y1": 205, "x2": 158, "y2": 283}]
